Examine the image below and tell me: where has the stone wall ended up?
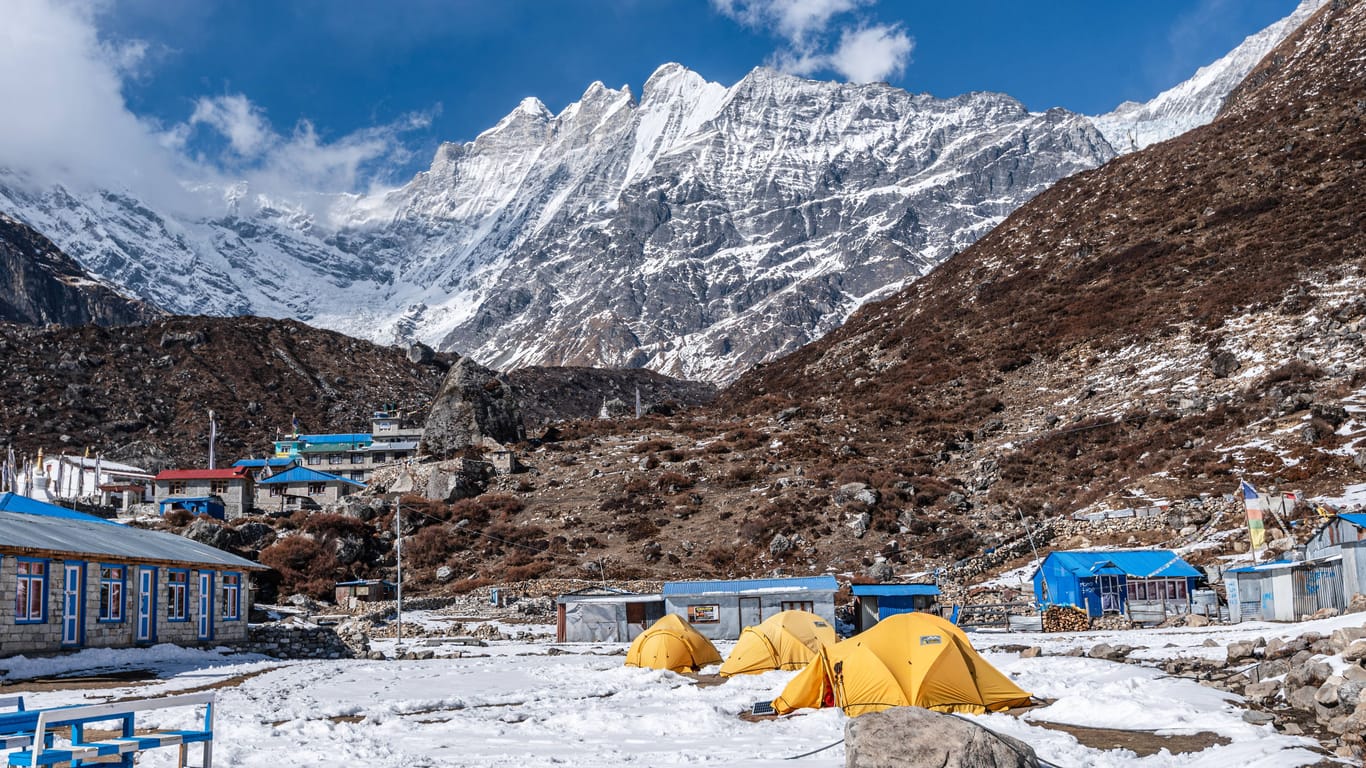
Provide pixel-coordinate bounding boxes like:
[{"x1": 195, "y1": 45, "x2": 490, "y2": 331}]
[
  {"x1": 240, "y1": 623, "x2": 359, "y2": 659},
  {"x1": 0, "y1": 555, "x2": 250, "y2": 656}
]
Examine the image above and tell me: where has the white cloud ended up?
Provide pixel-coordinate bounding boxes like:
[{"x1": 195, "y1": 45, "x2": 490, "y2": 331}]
[
  {"x1": 0, "y1": 0, "x2": 430, "y2": 221},
  {"x1": 827, "y1": 24, "x2": 913, "y2": 83},
  {"x1": 715, "y1": 0, "x2": 867, "y2": 45},
  {"x1": 712, "y1": 0, "x2": 911, "y2": 84},
  {"x1": 0, "y1": 0, "x2": 193, "y2": 210},
  {"x1": 190, "y1": 95, "x2": 274, "y2": 158}
]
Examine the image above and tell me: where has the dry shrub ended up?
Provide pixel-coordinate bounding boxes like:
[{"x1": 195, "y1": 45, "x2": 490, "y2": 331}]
[
  {"x1": 632, "y1": 438, "x2": 674, "y2": 453},
  {"x1": 259, "y1": 535, "x2": 338, "y2": 599},
  {"x1": 655, "y1": 471, "x2": 694, "y2": 493},
  {"x1": 406, "y1": 525, "x2": 457, "y2": 568}
]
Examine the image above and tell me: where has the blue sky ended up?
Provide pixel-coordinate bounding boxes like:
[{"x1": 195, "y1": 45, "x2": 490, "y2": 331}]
[{"x1": 0, "y1": 0, "x2": 1305, "y2": 207}]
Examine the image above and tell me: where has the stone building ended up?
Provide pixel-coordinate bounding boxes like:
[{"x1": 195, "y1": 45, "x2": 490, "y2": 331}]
[
  {"x1": 0, "y1": 492, "x2": 266, "y2": 656},
  {"x1": 255, "y1": 466, "x2": 365, "y2": 513},
  {"x1": 153, "y1": 466, "x2": 255, "y2": 519}
]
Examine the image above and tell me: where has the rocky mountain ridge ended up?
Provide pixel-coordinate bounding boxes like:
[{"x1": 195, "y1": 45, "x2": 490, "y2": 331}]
[
  {"x1": 0, "y1": 2, "x2": 1318, "y2": 384},
  {"x1": 0, "y1": 213, "x2": 160, "y2": 327}
]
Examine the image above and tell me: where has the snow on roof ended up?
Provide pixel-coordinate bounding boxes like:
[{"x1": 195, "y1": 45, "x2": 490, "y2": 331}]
[
  {"x1": 1039, "y1": 549, "x2": 1202, "y2": 579},
  {"x1": 257, "y1": 466, "x2": 366, "y2": 487},
  {"x1": 662, "y1": 576, "x2": 838, "y2": 595}
]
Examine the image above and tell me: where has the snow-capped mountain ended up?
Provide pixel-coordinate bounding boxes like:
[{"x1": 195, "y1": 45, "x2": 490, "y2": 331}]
[
  {"x1": 1090, "y1": 0, "x2": 1326, "y2": 153},
  {"x1": 0, "y1": 2, "x2": 1316, "y2": 383}
]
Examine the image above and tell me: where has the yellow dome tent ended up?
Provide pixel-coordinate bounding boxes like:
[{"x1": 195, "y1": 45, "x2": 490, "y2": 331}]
[
  {"x1": 719, "y1": 610, "x2": 836, "y2": 677},
  {"x1": 771, "y1": 612, "x2": 1031, "y2": 716},
  {"x1": 625, "y1": 614, "x2": 722, "y2": 673}
]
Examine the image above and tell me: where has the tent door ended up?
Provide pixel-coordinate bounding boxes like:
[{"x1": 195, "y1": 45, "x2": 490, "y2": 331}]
[
  {"x1": 62, "y1": 562, "x2": 84, "y2": 648},
  {"x1": 739, "y1": 597, "x2": 762, "y2": 628}
]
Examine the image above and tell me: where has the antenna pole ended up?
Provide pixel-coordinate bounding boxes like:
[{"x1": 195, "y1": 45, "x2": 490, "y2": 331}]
[{"x1": 394, "y1": 496, "x2": 404, "y2": 650}]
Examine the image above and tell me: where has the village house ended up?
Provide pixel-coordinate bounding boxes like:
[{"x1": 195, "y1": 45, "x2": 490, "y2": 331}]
[
  {"x1": 153, "y1": 466, "x2": 255, "y2": 519},
  {"x1": 271, "y1": 409, "x2": 423, "y2": 485},
  {"x1": 1033, "y1": 549, "x2": 1203, "y2": 621},
  {"x1": 0, "y1": 492, "x2": 266, "y2": 656},
  {"x1": 661, "y1": 576, "x2": 839, "y2": 641},
  {"x1": 1225, "y1": 556, "x2": 1348, "y2": 622},
  {"x1": 231, "y1": 457, "x2": 298, "y2": 482},
  {"x1": 255, "y1": 466, "x2": 365, "y2": 513},
  {"x1": 40, "y1": 455, "x2": 154, "y2": 507}
]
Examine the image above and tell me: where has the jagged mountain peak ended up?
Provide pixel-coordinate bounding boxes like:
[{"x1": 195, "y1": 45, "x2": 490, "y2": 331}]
[{"x1": 0, "y1": 2, "x2": 1322, "y2": 384}]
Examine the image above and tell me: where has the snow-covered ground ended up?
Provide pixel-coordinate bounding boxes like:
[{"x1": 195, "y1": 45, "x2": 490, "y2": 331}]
[{"x1": 5, "y1": 611, "x2": 1359, "y2": 767}]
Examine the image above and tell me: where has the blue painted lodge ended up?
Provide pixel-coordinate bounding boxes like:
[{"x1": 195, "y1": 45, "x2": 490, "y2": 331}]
[{"x1": 1033, "y1": 549, "x2": 1202, "y2": 618}]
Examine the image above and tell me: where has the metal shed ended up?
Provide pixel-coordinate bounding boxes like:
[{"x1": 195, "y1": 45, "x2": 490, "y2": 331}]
[
  {"x1": 1304, "y1": 514, "x2": 1366, "y2": 561},
  {"x1": 1225, "y1": 557, "x2": 1345, "y2": 622},
  {"x1": 555, "y1": 588, "x2": 665, "y2": 642},
  {"x1": 850, "y1": 583, "x2": 940, "y2": 632},
  {"x1": 662, "y1": 576, "x2": 838, "y2": 640}
]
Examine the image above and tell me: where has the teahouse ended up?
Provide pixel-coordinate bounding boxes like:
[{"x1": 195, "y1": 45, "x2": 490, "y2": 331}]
[
  {"x1": 0, "y1": 493, "x2": 266, "y2": 655},
  {"x1": 661, "y1": 576, "x2": 838, "y2": 641}
]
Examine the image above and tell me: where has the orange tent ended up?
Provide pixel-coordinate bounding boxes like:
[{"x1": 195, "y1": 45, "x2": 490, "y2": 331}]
[
  {"x1": 625, "y1": 614, "x2": 722, "y2": 673},
  {"x1": 772, "y1": 612, "x2": 1030, "y2": 716},
  {"x1": 719, "y1": 610, "x2": 835, "y2": 677}
]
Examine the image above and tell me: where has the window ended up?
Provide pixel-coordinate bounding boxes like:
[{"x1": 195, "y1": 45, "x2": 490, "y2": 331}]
[
  {"x1": 307, "y1": 482, "x2": 326, "y2": 495},
  {"x1": 99, "y1": 565, "x2": 125, "y2": 622},
  {"x1": 306, "y1": 455, "x2": 321, "y2": 466},
  {"x1": 169, "y1": 481, "x2": 186, "y2": 495},
  {"x1": 167, "y1": 570, "x2": 189, "y2": 621},
  {"x1": 222, "y1": 573, "x2": 241, "y2": 621},
  {"x1": 351, "y1": 454, "x2": 364, "y2": 464},
  {"x1": 781, "y1": 601, "x2": 814, "y2": 613},
  {"x1": 210, "y1": 480, "x2": 228, "y2": 494},
  {"x1": 15, "y1": 559, "x2": 48, "y2": 623},
  {"x1": 371, "y1": 452, "x2": 386, "y2": 464},
  {"x1": 350, "y1": 471, "x2": 364, "y2": 481},
  {"x1": 268, "y1": 485, "x2": 284, "y2": 497},
  {"x1": 328, "y1": 454, "x2": 343, "y2": 465}
]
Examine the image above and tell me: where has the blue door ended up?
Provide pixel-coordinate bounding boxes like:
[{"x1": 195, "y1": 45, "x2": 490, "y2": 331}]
[
  {"x1": 198, "y1": 572, "x2": 214, "y2": 641},
  {"x1": 137, "y1": 568, "x2": 157, "y2": 643},
  {"x1": 62, "y1": 562, "x2": 85, "y2": 648}
]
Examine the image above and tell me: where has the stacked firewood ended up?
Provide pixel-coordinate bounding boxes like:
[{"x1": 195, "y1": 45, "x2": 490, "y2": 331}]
[{"x1": 1041, "y1": 605, "x2": 1091, "y2": 633}]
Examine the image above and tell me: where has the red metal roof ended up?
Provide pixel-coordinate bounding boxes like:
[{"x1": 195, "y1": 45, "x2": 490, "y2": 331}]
[{"x1": 154, "y1": 467, "x2": 250, "y2": 481}]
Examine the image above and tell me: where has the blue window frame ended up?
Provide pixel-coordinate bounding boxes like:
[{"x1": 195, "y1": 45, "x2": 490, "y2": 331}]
[
  {"x1": 167, "y1": 569, "x2": 190, "y2": 622},
  {"x1": 15, "y1": 558, "x2": 48, "y2": 624},
  {"x1": 99, "y1": 564, "x2": 127, "y2": 623},
  {"x1": 221, "y1": 573, "x2": 242, "y2": 621}
]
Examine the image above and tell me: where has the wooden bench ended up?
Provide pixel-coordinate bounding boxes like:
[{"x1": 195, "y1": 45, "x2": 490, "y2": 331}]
[{"x1": 0, "y1": 692, "x2": 214, "y2": 768}]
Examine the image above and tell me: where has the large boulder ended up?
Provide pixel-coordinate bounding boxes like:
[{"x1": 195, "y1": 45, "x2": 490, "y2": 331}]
[
  {"x1": 844, "y1": 707, "x2": 1038, "y2": 767},
  {"x1": 420, "y1": 356, "x2": 525, "y2": 457}
]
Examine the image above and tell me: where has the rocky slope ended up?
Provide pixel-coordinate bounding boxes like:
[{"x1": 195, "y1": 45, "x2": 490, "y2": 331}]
[
  {"x1": 0, "y1": 212, "x2": 160, "y2": 327},
  {"x1": 0, "y1": 317, "x2": 446, "y2": 469},
  {"x1": 227, "y1": 0, "x2": 1365, "y2": 597}
]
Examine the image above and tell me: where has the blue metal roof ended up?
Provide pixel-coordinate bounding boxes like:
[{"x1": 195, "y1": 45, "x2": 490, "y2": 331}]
[
  {"x1": 0, "y1": 492, "x2": 116, "y2": 524},
  {"x1": 233, "y1": 458, "x2": 295, "y2": 468},
  {"x1": 851, "y1": 583, "x2": 940, "y2": 597},
  {"x1": 1340, "y1": 513, "x2": 1366, "y2": 529},
  {"x1": 1227, "y1": 559, "x2": 1297, "y2": 573},
  {"x1": 1040, "y1": 550, "x2": 1201, "y2": 579},
  {"x1": 257, "y1": 466, "x2": 366, "y2": 487},
  {"x1": 297, "y1": 433, "x2": 371, "y2": 445},
  {"x1": 662, "y1": 575, "x2": 838, "y2": 595}
]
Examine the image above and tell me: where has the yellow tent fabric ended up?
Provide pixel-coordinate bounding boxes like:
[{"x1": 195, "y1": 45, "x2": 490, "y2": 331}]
[
  {"x1": 772, "y1": 612, "x2": 1030, "y2": 716},
  {"x1": 720, "y1": 610, "x2": 837, "y2": 677},
  {"x1": 624, "y1": 614, "x2": 722, "y2": 673}
]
